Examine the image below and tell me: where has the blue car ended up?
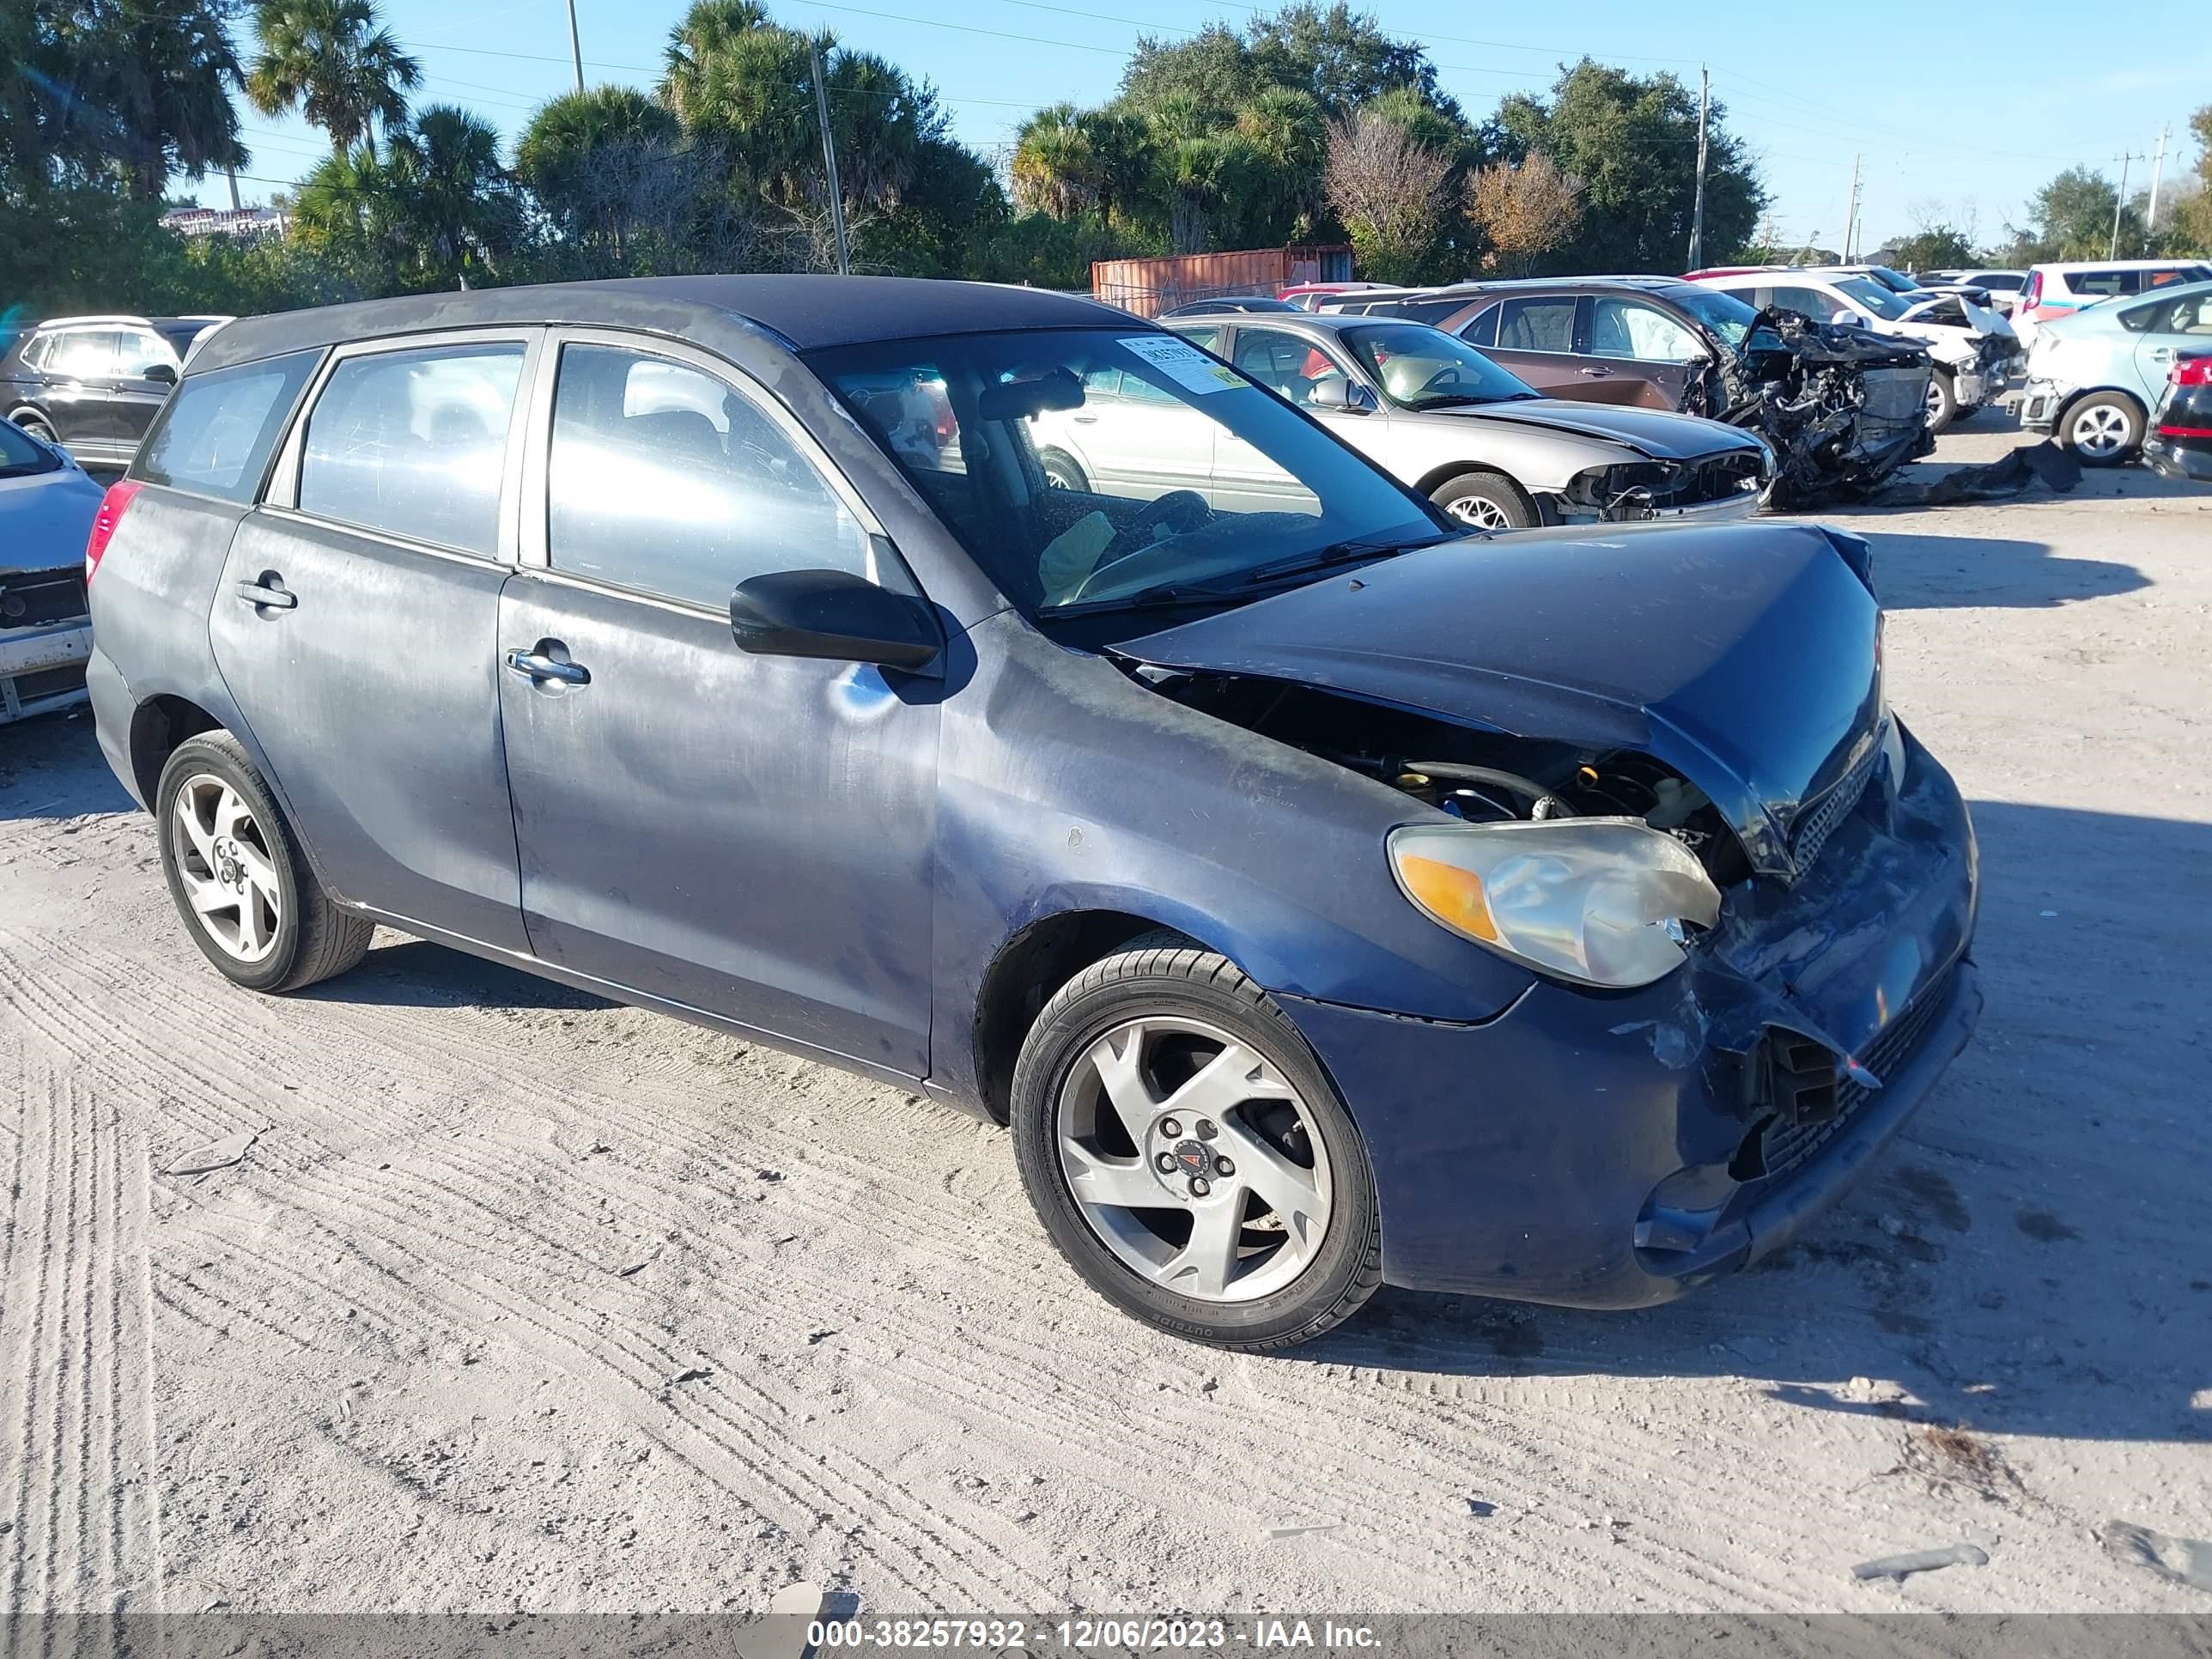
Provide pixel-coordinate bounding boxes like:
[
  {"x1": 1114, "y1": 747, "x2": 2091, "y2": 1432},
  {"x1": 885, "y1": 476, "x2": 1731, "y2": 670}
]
[{"x1": 83, "y1": 276, "x2": 1981, "y2": 1349}]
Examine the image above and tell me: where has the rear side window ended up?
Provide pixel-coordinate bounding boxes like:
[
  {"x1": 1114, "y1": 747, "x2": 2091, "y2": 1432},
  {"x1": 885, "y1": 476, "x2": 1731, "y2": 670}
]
[
  {"x1": 44, "y1": 330, "x2": 122, "y2": 379},
  {"x1": 2068, "y1": 269, "x2": 2134, "y2": 299},
  {"x1": 135, "y1": 351, "x2": 319, "y2": 502},
  {"x1": 1496, "y1": 296, "x2": 1577, "y2": 352},
  {"x1": 1455, "y1": 303, "x2": 1500, "y2": 347},
  {"x1": 298, "y1": 343, "x2": 525, "y2": 556},
  {"x1": 545, "y1": 343, "x2": 868, "y2": 609}
]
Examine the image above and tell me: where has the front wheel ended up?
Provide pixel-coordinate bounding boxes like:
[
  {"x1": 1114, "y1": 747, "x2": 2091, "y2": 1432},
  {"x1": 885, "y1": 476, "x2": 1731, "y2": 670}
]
[
  {"x1": 1923, "y1": 369, "x2": 1959, "y2": 433},
  {"x1": 1429, "y1": 468, "x2": 1535, "y2": 531},
  {"x1": 1009, "y1": 933, "x2": 1382, "y2": 1349},
  {"x1": 155, "y1": 732, "x2": 373, "y2": 994},
  {"x1": 12, "y1": 412, "x2": 58, "y2": 447}
]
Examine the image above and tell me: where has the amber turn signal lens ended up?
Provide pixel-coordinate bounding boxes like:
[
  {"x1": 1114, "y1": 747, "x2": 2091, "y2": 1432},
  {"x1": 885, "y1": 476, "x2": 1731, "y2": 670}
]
[{"x1": 1395, "y1": 854, "x2": 1498, "y2": 942}]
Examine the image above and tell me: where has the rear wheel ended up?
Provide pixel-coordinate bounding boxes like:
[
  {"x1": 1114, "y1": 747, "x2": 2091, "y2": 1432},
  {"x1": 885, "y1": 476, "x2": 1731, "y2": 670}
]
[
  {"x1": 155, "y1": 732, "x2": 373, "y2": 994},
  {"x1": 1429, "y1": 468, "x2": 1535, "y2": 531},
  {"x1": 12, "y1": 411, "x2": 58, "y2": 446},
  {"x1": 1010, "y1": 932, "x2": 1382, "y2": 1350},
  {"x1": 1039, "y1": 450, "x2": 1089, "y2": 492},
  {"x1": 2061, "y1": 392, "x2": 2142, "y2": 465}
]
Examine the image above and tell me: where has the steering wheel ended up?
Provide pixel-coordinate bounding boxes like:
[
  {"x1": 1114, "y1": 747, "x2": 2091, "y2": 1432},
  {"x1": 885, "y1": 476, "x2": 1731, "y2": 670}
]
[
  {"x1": 1412, "y1": 364, "x2": 1482, "y2": 399},
  {"x1": 1066, "y1": 489, "x2": 1212, "y2": 599}
]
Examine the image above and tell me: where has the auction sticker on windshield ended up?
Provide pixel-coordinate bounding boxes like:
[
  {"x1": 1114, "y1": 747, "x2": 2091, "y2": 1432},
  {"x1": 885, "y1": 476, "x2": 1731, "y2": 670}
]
[{"x1": 1120, "y1": 335, "x2": 1243, "y2": 395}]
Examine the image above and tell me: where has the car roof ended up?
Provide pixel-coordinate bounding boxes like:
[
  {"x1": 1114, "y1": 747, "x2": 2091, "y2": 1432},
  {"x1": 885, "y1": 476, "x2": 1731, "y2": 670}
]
[
  {"x1": 186, "y1": 276, "x2": 1131, "y2": 375},
  {"x1": 2037, "y1": 258, "x2": 2212, "y2": 273}
]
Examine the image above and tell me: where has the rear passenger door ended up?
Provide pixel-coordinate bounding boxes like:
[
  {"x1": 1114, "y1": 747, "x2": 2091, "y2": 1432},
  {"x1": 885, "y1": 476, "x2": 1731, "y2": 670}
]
[
  {"x1": 495, "y1": 331, "x2": 939, "y2": 1077},
  {"x1": 208, "y1": 330, "x2": 538, "y2": 951},
  {"x1": 1483, "y1": 295, "x2": 1585, "y2": 397},
  {"x1": 111, "y1": 327, "x2": 183, "y2": 451}
]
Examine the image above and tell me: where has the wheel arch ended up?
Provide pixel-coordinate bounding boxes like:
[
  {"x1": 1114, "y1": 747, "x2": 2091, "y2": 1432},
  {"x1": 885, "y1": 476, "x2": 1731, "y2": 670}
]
[
  {"x1": 129, "y1": 694, "x2": 223, "y2": 809},
  {"x1": 2053, "y1": 384, "x2": 2148, "y2": 427},
  {"x1": 969, "y1": 906, "x2": 1251, "y2": 1124}
]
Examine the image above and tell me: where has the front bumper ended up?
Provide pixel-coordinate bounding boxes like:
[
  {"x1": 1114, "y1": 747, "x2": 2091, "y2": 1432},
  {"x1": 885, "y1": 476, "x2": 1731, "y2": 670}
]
[
  {"x1": 2014, "y1": 380, "x2": 2065, "y2": 432},
  {"x1": 0, "y1": 616, "x2": 92, "y2": 723},
  {"x1": 1279, "y1": 732, "x2": 1981, "y2": 1307}
]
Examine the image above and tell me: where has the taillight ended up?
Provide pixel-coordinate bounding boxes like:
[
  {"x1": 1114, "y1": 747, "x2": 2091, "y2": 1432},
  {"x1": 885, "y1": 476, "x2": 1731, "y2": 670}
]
[
  {"x1": 2175, "y1": 357, "x2": 2212, "y2": 388},
  {"x1": 2021, "y1": 270, "x2": 2043, "y2": 313},
  {"x1": 84, "y1": 479, "x2": 141, "y2": 584}
]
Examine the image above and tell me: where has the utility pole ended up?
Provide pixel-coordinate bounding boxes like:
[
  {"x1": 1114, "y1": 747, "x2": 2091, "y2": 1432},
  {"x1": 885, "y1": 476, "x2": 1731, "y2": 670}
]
[
  {"x1": 564, "y1": 0, "x2": 584, "y2": 94},
  {"x1": 810, "y1": 38, "x2": 850, "y2": 275},
  {"x1": 2109, "y1": 151, "x2": 2142, "y2": 258},
  {"x1": 2146, "y1": 125, "x2": 2171, "y2": 239},
  {"x1": 224, "y1": 167, "x2": 240, "y2": 211},
  {"x1": 1686, "y1": 64, "x2": 1709, "y2": 273},
  {"x1": 1843, "y1": 154, "x2": 1861, "y2": 263}
]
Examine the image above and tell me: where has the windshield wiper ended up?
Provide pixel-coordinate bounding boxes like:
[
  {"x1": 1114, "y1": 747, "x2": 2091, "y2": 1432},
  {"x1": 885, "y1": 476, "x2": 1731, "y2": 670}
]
[
  {"x1": 1045, "y1": 581, "x2": 1251, "y2": 617},
  {"x1": 1237, "y1": 532, "x2": 1452, "y2": 587}
]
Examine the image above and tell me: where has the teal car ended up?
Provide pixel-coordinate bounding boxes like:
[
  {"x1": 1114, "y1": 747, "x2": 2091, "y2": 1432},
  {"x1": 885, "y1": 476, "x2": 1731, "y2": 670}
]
[{"x1": 2016, "y1": 279, "x2": 2212, "y2": 464}]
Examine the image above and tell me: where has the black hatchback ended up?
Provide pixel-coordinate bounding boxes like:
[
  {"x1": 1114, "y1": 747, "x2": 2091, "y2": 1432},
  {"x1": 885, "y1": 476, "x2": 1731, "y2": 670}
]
[{"x1": 0, "y1": 313, "x2": 230, "y2": 468}]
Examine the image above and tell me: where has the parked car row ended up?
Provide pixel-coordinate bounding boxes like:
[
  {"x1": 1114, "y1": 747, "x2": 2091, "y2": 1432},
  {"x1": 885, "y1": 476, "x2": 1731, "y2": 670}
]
[
  {"x1": 2013, "y1": 277, "x2": 2212, "y2": 462},
  {"x1": 77, "y1": 275, "x2": 1982, "y2": 1351}
]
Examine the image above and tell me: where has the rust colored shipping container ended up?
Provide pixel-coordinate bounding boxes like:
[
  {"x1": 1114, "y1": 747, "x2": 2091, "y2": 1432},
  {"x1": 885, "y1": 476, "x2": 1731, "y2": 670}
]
[{"x1": 1091, "y1": 245, "x2": 1353, "y2": 318}]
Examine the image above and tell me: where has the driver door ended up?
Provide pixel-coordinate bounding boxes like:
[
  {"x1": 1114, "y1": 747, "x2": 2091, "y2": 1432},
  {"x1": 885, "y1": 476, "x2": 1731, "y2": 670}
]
[
  {"x1": 1216, "y1": 325, "x2": 1375, "y2": 513},
  {"x1": 1578, "y1": 296, "x2": 1699, "y2": 409}
]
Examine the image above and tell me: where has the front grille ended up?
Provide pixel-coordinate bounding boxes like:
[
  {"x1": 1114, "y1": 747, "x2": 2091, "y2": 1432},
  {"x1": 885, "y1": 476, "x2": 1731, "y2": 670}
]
[
  {"x1": 0, "y1": 567, "x2": 89, "y2": 630},
  {"x1": 6, "y1": 662, "x2": 88, "y2": 704},
  {"x1": 1789, "y1": 735, "x2": 1881, "y2": 874},
  {"x1": 1755, "y1": 962, "x2": 1958, "y2": 1182},
  {"x1": 1651, "y1": 452, "x2": 1767, "y2": 509}
]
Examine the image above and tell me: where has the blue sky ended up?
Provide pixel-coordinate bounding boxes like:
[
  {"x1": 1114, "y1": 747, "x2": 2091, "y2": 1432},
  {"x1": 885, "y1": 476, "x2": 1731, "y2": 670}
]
[{"x1": 204, "y1": 0, "x2": 2212, "y2": 262}]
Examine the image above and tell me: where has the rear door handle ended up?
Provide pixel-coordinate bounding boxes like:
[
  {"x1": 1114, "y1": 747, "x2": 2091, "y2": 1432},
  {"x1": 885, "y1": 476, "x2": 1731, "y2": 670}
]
[
  {"x1": 1579, "y1": 366, "x2": 1613, "y2": 377},
  {"x1": 505, "y1": 647, "x2": 590, "y2": 686},
  {"x1": 234, "y1": 578, "x2": 296, "y2": 610}
]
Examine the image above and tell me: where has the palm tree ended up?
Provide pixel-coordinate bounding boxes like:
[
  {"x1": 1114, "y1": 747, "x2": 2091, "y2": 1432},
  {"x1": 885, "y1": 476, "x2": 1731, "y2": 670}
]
[
  {"x1": 517, "y1": 86, "x2": 681, "y2": 257},
  {"x1": 1009, "y1": 103, "x2": 1098, "y2": 221},
  {"x1": 34, "y1": 0, "x2": 248, "y2": 198},
  {"x1": 247, "y1": 0, "x2": 420, "y2": 161},
  {"x1": 659, "y1": 0, "x2": 771, "y2": 130},
  {"x1": 390, "y1": 104, "x2": 517, "y2": 282}
]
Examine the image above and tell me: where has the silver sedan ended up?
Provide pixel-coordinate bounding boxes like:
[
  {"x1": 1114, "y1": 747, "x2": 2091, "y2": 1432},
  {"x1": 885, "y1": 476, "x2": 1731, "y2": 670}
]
[{"x1": 1138, "y1": 313, "x2": 1772, "y2": 530}]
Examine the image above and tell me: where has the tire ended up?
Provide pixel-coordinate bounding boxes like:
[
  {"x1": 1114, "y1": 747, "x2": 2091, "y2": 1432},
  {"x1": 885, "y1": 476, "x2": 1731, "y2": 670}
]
[
  {"x1": 155, "y1": 732, "x2": 373, "y2": 994},
  {"x1": 1039, "y1": 450, "x2": 1089, "y2": 492},
  {"x1": 12, "y1": 411, "x2": 58, "y2": 446},
  {"x1": 1923, "y1": 369, "x2": 1959, "y2": 433},
  {"x1": 1009, "y1": 930, "x2": 1382, "y2": 1350},
  {"x1": 1428, "y1": 468, "x2": 1536, "y2": 531},
  {"x1": 2060, "y1": 392, "x2": 2143, "y2": 466}
]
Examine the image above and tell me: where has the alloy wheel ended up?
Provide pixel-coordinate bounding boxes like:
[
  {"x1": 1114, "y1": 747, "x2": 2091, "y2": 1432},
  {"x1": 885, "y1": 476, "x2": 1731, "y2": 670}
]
[
  {"x1": 1443, "y1": 492, "x2": 1512, "y2": 530},
  {"x1": 1054, "y1": 1015, "x2": 1333, "y2": 1304},
  {"x1": 2071, "y1": 404, "x2": 2131, "y2": 458},
  {"x1": 170, "y1": 774, "x2": 283, "y2": 963}
]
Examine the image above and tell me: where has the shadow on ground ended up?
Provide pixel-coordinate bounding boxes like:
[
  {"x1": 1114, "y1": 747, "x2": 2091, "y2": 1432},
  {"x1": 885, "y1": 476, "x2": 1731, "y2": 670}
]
[{"x1": 1853, "y1": 531, "x2": 2148, "y2": 611}]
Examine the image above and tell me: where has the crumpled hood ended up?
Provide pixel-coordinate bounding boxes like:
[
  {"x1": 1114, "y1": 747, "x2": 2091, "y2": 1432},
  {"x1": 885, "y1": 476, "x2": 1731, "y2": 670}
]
[
  {"x1": 1116, "y1": 520, "x2": 1884, "y2": 876},
  {"x1": 0, "y1": 467, "x2": 103, "y2": 574},
  {"x1": 1434, "y1": 398, "x2": 1765, "y2": 462}
]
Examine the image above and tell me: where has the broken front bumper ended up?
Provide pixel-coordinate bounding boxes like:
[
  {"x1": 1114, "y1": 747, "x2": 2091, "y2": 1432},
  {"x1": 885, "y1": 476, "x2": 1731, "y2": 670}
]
[
  {"x1": 2015, "y1": 380, "x2": 2064, "y2": 433},
  {"x1": 1277, "y1": 728, "x2": 1981, "y2": 1307},
  {"x1": 0, "y1": 615, "x2": 93, "y2": 723}
]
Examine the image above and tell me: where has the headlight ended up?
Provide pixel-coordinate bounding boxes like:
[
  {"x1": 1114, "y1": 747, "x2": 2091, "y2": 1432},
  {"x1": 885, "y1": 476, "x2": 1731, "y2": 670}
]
[{"x1": 1389, "y1": 819, "x2": 1723, "y2": 988}]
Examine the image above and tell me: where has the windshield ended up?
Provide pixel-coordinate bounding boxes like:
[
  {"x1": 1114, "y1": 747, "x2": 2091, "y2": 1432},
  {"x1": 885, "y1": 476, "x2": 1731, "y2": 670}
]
[
  {"x1": 1339, "y1": 322, "x2": 1538, "y2": 409},
  {"x1": 1833, "y1": 276, "x2": 1913, "y2": 320},
  {"x1": 813, "y1": 328, "x2": 1444, "y2": 617},
  {"x1": 1666, "y1": 283, "x2": 1761, "y2": 347},
  {"x1": 1864, "y1": 266, "x2": 1923, "y2": 295},
  {"x1": 0, "y1": 418, "x2": 60, "y2": 477}
]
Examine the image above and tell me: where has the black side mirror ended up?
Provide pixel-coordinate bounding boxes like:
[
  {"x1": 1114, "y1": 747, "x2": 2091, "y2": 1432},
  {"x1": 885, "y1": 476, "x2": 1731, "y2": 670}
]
[
  {"x1": 731, "y1": 568, "x2": 942, "y2": 672},
  {"x1": 143, "y1": 363, "x2": 178, "y2": 386}
]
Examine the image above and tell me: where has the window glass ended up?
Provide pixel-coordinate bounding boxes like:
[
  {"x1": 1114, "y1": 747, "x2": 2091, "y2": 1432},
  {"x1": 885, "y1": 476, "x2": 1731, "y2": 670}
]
[
  {"x1": 0, "y1": 418, "x2": 60, "y2": 476},
  {"x1": 2069, "y1": 269, "x2": 2133, "y2": 298},
  {"x1": 1340, "y1": 323, "x2": 1537, "y2": 409},
  {"x1": 117, "y1": 331, "x2": 178, "y2": 378},
  {"x1": 2144, "y1": 266, "x2": 2211, "y2": 290},
  {"x1": 1831, "y1": 276, "x2": 1911, "y2": 319},
  {"x1": 815, "y1": 328, "x2": 1443, "y2": 618},
  {"x1": 45, "y1": 330, "x2": 121, "y2": 379},
  {"x1": 1231, "y1": 327, "x2": 1351, "y2": 408},
  {"x1": 298, "y1": 343, "x2": 523, "y2": 555},
  {"x1": 1766, "y1": 285, "x2": 1839, "y2": 321},
  {"x1": 1455, "y1": 303, "x2": 1500, "y2": 347},
  {"x1": 2131, "y1": 289, "x2": 2212, "y2": 336},
  {"x1": 1176, "y1": 325, "x2": 1222, "y2": 354},
  {"x1": 1666, "y1": 283, "x2": 1759, "y2": 347},
  {"x1": 1976, "y1": 272, "x2": 2024, "y2": 292},
  {"x1": 135, "y1": 350, "x2": 319, "y2": 502},
  {"x1": 547, "y1": 343, "x2": 869, "y2": 608},
  {"x1": 1495, "y1": 297, "x2": 1577, "y2": 352},
  {"x1": 1589, "y1": 298, "x2": 1700, "y2": 362}
]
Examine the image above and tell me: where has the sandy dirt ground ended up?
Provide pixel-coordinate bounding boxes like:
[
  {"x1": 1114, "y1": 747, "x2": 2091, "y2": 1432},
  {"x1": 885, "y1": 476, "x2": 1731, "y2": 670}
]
[{"x1": 2, "y1": 414, "x2": 2208, "y2": 1616}]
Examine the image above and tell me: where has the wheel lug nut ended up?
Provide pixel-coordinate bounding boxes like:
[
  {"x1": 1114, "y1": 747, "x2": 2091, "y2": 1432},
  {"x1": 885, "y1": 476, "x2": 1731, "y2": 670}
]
[
  {"x1": 1156, "y1": 1152, "x2": 1177, "y2": 1173},
  {"x1": 1214, "y1": 1157, "x2": 1234, "y2": 1177},
  {"x1": 1188, "y1": 1176, "x2": 1210, "y2": 1198},
  {"x1": 1195, "y1": 1119, "x2": 1217, "y2": 1140},
  {"x1": 1160, "y1": 1117, "x2": 1181, "y2": 1138}
]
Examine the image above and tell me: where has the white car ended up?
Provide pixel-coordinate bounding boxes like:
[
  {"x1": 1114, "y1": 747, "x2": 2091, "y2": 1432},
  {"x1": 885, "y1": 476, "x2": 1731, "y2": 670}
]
[
  {"x1": 1692, "y1": 268, "x2": 2017, "y2": 432},
  {"x1": 0, "y1": 416, "x2": 101, "y2": 724},
  {"x1": 2013, "y1": 259, "x2": 2212, "y2": 350}
]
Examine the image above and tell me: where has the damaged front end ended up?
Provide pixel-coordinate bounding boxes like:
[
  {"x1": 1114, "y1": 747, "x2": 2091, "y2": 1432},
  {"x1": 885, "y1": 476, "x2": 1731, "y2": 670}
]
[
  {"x1": 0, "y1": 562, "x2": 94, "y2": 724},
  {"x1": 1112, "y1": 523, "x2": 1981, "y2": 1303},
  {"x1": 1686, "y1": 307, "x2": 1935, "y2": 508}
]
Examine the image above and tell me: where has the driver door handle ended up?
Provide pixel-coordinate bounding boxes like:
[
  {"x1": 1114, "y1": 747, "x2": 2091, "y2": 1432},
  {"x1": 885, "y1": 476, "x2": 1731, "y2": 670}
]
[
  {"x1": 1579, "y1": 366, "x2": 1613, "y2": 377},
  {"x1": 234, "y1": 578, "x2": 296, "y2": 610},
  {"x1": 505, "y1": 647, "x2": 590, "y2": 686}
]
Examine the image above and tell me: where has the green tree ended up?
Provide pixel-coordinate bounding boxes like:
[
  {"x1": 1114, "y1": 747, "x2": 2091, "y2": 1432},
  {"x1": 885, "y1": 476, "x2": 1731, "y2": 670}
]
[
  {"x1": 1494, "y1": 59, "x2": 1764, "y2": 275},
  {"x1": 2015, "y1": 167, "x2": 2140, "y2": 260},
  {"x1": 1010, "y1": 103, "x2": 1101, "y2": 220},
  {"x1": 517, "y1": 85, "x2": 683, "y2": 257},
  {"x1": 2173, "y1": 106, "x2": 2212, "y2": 255},
  {"x1": 389, "y1": 104, "x2": 519, "y2": 284},
  {"x1": 247, "y1": 0, "x2": 420, "y2": 160},
  {"x1": 1888, "y1": 224, "x2": 1976, "y2": 271},
  {"x1": 39, "y1": 0, "x2": 249, "y2": 198}
]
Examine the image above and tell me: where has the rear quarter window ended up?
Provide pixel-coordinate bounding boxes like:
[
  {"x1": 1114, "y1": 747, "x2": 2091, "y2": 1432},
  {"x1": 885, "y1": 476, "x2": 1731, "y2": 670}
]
[{"x1": 133, "y1": 350, "x2": 320, "y2": 502}]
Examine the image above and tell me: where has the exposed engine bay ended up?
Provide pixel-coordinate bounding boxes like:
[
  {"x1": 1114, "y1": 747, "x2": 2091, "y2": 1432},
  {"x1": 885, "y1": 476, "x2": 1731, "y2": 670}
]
[
  {"x1": 1130, "y1": 670, "x2": 1753, "y2": 892},
  {"x1": 1682, "y1": 307, "x2": 1936, "y2": 508}
]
